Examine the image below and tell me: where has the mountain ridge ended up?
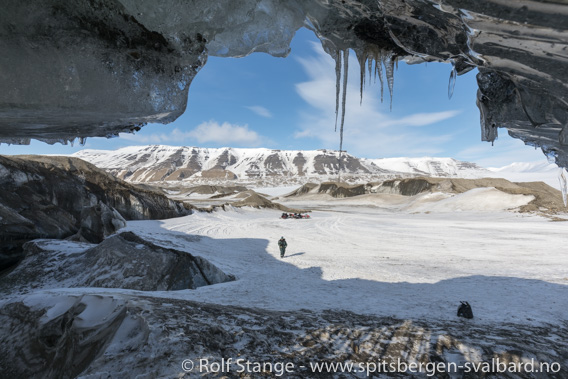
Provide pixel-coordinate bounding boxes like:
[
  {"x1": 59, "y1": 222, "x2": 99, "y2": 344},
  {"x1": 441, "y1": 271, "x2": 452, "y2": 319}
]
[{"x1": 72, "y1": 145, "x2": 491, "y2": 183}]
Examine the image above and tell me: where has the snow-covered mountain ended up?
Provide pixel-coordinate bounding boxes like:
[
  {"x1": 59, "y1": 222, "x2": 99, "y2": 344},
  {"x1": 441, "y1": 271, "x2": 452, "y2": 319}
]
[
  {"x1": 366, "y1": 157, "x2": 488, "y2": 179},
  {"x1": 485, "y1": 161, "x2": 561, "y2": 189},
  {"x1": 72, "y1": 145, "x2": 491, "y2": 183}
]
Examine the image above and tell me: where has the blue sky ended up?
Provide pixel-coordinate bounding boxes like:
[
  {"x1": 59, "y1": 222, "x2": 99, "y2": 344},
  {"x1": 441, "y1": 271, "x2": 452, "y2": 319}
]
[{"x1": 1, "y1": 28, "x2": 550, "y2": 168}]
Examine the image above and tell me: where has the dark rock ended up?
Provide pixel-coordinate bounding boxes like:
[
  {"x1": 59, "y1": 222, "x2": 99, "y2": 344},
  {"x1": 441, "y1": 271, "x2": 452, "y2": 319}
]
[
  {"x1": 0, "y1": 232, "x2": 235, "y2": 292},
  {"x1": 0, "y1": 295, "x2": 130, "y2": 379},
  {"x1": 68, "y1": 202, "x2": 127, "y2": 243},
  {"x1": 0, "y1": 155, "x2": 191, "y2": 271}
]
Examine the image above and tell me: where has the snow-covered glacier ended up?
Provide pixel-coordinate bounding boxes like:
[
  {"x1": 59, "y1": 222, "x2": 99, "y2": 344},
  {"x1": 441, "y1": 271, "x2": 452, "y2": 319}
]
[{"x1": 1, "y1": 0, "x2": 567, "y2": 168}]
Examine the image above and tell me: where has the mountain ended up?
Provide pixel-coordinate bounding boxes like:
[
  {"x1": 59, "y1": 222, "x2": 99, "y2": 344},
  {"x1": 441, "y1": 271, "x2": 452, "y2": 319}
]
[
  {"x1": 72, "y1": 145, "x2": 490, "y2": 183},
  {"x1": 485, "y1": 161, "x2": 561, "y2": 189},
  {"x1": 366, "y1": 157, "x2": 489, "y2": 179}
]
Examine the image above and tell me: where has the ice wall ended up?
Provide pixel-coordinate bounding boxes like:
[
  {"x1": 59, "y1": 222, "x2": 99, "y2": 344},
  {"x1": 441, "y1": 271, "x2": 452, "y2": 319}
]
[{"x1": 1, "y1": 0, "x2": 567, "y2": 168}]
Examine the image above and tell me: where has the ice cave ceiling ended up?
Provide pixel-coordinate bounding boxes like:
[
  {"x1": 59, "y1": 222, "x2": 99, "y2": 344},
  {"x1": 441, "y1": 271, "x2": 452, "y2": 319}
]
[{"x1": 1, "y1": 0, "x2": 567, "y2": 166}]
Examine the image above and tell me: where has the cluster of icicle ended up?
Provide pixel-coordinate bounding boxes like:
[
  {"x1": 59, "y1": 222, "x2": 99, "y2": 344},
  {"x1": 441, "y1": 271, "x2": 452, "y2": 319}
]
[
  {"x1": 0, "y1": 137, "x2": 88, "y2": 147},
  {"x1": 333, "y1": 47, "x2": 396, "y2": 175}
]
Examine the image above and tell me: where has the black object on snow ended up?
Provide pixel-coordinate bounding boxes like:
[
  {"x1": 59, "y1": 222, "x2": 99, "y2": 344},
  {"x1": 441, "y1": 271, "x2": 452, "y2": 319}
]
[{"x1": 457, "y1": 301, "x2": 474, "y2": 319}]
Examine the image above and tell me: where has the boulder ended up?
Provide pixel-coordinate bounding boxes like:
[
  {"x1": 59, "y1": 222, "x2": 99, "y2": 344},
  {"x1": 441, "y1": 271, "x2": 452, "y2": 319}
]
[{"x1": 0, "y1": 232, "x2": 235, "y2": 292}]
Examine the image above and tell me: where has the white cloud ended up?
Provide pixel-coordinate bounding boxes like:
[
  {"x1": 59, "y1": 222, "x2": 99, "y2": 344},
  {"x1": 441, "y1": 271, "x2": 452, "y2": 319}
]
[
  {"x1": 119, "y1": 122, "x2": 264, "y2": 147},
  {"x1": 246, "y1": 105, "x2": 273, "y2": 118},
  {"x1": 293, "y1": 42, "x2": 461, "y2": 158},
  {"x1": 119, "y1": 131, "x2": 173, "y2": 144},
  {"x1": 383, "y1": 111, "x2": 462, "y2": 128},
  {"x1": 187, "y1": 121, "x2": 263, "y2": 146}
]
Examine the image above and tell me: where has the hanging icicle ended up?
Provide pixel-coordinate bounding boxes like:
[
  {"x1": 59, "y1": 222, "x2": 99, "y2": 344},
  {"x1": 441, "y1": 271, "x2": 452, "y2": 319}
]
[
  {"x1": 375, "y1": 51, "x2": 384, "y2": 103},
  {"x1": 448, "y1": 63, "x2": 457, "y2": 99},
  {"x1": 367, "y1": 56, "x2": 373, "y2": 87},
  {"x1": 330, "y1": 47, "x2": 399, "y2": 182},
  {"x1": 332, "y1": 48, "x2": 349, "y2": 182},
  {"x1": 334, "y1": 50, "x2": 341, "y2": 132},
  {"x1": 384, "y1": 53, "x2": 395, "y2": 110},
  {"x1": 357, "y1": 50, "x2": 366, "y2": 105},
  {"x1": 559, "y1": 167, "x2": 568, "y2": 207},
  {"x1": 339, "y1": 49, "x2": 349, "y2": 152}
]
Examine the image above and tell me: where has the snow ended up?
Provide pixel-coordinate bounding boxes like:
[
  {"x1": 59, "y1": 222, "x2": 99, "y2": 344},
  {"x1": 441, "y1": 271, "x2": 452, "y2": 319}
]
[
  {"x1": 111, "y1": 193, "x2": 567, "y2": 327},
  {"x1": 6, "y1": 179, "x2": 565, "y2": 333},
  {"x1": 486, "y1": 161, "x2": 561, "y2": 189},
  {"x1": 406, "y1": 188, "x2": 534, "y2": 213},
  {"x1": 250, "y1": 185, "x2": 300, "y2": 197},
  {"x1": 367, "y1": 157, "x2": 489, "y2": 179},
  {"x1": 3, "y1": 189, "x2": 566, "y2": 376},
  {"x1": 72, "y1": 146, "x2": 493, "y2": 182}
]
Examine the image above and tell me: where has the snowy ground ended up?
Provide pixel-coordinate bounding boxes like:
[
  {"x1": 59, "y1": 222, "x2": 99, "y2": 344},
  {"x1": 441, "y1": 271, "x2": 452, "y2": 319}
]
[
  {"x1": 2, "y1": 189, "x2": 567, "y2": 377},
  {"x1": 117, "y1": 190, "x2": 568, "y2": 327}
]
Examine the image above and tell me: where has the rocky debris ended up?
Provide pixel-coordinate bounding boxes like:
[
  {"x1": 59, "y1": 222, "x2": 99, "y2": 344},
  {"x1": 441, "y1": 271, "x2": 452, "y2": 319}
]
[
  {"x1": 188, "y1": 185, "x2": 248, "y2": 195},
  {"x1": 0, "y1": 155, "x2": 191, "y2": 271},
  {"x1": 229, "y1": 191, "x2": 303, "y2": 212},
  {"x1": 0, "y1": 232, "x2": 235, "y2": 293},
  {"x1": 288, "y1": 178, "x2": 566, "y2": 215},
  {"x1": 375, "y1": 177, "x2": 566, "y2": 214},
  {"x1": 318, "y1": 182, "x2": 368, "y2": 198},
  {"x1": 287, "y1": 181, "x2": 379, "y2": 199},
  {"x1": 0, "y1": 293, "x2": 566, "y2": 378},
  {"x1": 511, "y1": 181, "x2": 568, "y2": 214},
  {"x1": 285, "y1": 183, "x2": 319, "y2": 197},
  {"x1": 201, "y1": 168, "x2": 238, "y2": 180},
  {"x1": 286, "y1": 181, "x2": 376, "y2": 199}
]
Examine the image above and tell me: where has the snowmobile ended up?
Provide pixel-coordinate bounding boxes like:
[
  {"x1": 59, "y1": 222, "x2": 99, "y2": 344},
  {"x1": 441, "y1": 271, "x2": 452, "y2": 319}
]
[{"x1": 281, "y1": 212, "x2": 310, "y2": 219}]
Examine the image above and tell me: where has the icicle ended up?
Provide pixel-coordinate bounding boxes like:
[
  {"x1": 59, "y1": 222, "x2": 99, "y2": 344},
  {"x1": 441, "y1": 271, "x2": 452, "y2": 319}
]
[
  {"x1": 375, "y1": 52, "x2": 384, "y2": 103},
  {"x1": 79, "y1": 137, "x2": 87, "y2": 146},
  {"x1": 357, "y1": 50, "x2": 366, "y2": 105},
  {"x1": 340, "y1": 48, "x2": 349, "y2": 153},
  {"x1": 331, "y1": 48, "x2": 350, "y2": 182},
  {"x1": 559, "y1": 167, "x2": 568, "y2": 207},
  {"x1": 367, "y1": 57, "x2": 373, "y2": 87},
  {"x1": 334, "y1": 50, "x2": 341, "y2": 132},
  {"x1": 559, "y1": 124, "x2": 568, "y2": 146},
  {"x1": 448, "y1": 64, "x2": 457, "y2": 99},
  {"x1": 384, "y1": 53, "x2": 395, "y2": 110}
]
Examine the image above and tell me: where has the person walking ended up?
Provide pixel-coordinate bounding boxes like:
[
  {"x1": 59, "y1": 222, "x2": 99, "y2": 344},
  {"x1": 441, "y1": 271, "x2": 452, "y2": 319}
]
[{"x1": 278, "y1": 237, "x2": 287, "y2": 258}]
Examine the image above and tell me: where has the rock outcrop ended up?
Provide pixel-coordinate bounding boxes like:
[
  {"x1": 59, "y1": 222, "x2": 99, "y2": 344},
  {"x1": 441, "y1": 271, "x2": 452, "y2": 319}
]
[
  {"x1": 0, "y1": 155, "x2": 191, "y2": 271},
  {"x1": 1, "y1": 232, "x2": 235, "y2": 293},
  {"x1": 230, "y1": 191, "x2": 299, "y2": 212},
  {"x1": 2, "y1": 1, "x2": 567, "y2": 166},
  {"x1": 286, "y1": 181, "x2": 373, "y2": 198}
]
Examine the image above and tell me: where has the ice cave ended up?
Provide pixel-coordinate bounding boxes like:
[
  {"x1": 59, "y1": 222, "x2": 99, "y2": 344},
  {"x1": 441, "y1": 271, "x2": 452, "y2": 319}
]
[
  {"x1": 1, "y1": 1, "x2": 568, "y2": 377},
  {"x1": 1, "y1": 0, "x2": 567, "y2": 166}
]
